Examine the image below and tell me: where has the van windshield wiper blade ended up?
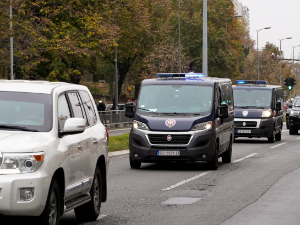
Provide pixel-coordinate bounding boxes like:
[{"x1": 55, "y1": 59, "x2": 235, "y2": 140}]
[
  {"x1": 0, "y1": 125, "x2": 39, "y2": 132},
  {"x1": 138, "y1": 107, "x2": 150, "y2": 111}
]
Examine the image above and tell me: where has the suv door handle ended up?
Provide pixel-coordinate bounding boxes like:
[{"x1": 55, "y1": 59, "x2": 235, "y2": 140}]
[{"x1": 93, "y1": 139, "x2": 99, "y2": 145}]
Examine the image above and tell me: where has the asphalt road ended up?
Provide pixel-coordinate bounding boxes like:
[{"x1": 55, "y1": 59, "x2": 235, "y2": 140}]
[{"x1": 3, "y1": 126, "x2": 300, "y2": 225}]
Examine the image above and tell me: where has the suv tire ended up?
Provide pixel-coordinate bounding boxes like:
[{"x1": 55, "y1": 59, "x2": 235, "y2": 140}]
[
  {"x1": 208, "y1": 141, "x2": 219, "y2": 170},
  {"x1": 37, "y1": 179, "x2": 60, "y2": 225},
  {"x1": 275, "y1": 128, "x2": 282, "y2": 141},
  {"x1": 130, "y1": 156, "x2": 141, "y2": 169},
  {"x1": 75, "y1": 167, "x2": 102, "y2": 222},
  {"x1": 268, "y1": 129, "x2": 275, "y2": 143},
  {"x1": 222, "y1": 138, "x2": 232, "y2": 163}
]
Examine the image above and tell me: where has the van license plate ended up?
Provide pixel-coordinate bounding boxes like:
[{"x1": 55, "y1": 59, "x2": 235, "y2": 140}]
[
  {"x1": 237, "y1": 130, "x2": 251, "y2": 134},
  {"x1": 157, "y1": 151, "x2": 180, "y2": 156}
]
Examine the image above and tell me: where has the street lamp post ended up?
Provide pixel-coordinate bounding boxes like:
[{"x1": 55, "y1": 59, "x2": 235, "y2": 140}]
[
  {"x1": 178, "y1": 0, "x2": 181, "y2": 73},
  {"x1": 279, "y1": 37, "x2": 292, "y2": 86},
  {"x1": 10, "y1": 0, "x2": 14, "y2": 80},
  {"x1": 256, "y1": 27, "x2": 271, "y2": 80},
  {"x1": 202, "y1": 0, "x2": 207, "y2": 77},
  {"x1": 293, "y1": 45, "x2": 300, "y2": 97},
  {"x1": 114, "y1": 0, "x2": 118, "y2": 109}
]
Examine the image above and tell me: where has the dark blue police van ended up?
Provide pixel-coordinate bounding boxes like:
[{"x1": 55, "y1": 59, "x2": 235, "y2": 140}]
[
  {"x1": 125, "y1": 73, "x2": 234, "y2": 170},
  {"x1": 233, "y1": 80, "x2": 283, "y2": 143}
]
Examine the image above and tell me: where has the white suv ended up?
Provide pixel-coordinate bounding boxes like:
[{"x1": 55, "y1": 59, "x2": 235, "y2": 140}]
[{"x1": 0, "y1": 80, "x2": 109, "y2": 224}]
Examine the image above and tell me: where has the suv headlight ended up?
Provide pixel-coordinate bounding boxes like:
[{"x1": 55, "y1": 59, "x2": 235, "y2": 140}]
[
  {"x1": 262, "y1": 109, "x2": 272, "y2": 117},
  {"x1": 133, "y1": 120, "x2": 149, "y2": 130},
  {"x1": 191, "y1": 121, "x2": 212, "y2": 131},
  {"x1": 0, "y1": 152, "x2": 44, "y2": 175}
]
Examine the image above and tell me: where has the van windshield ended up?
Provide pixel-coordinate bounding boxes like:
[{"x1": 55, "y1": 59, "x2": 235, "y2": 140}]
[
  {"x1": 0, "y1": 92, "x2": 53, "y2": 132},
  {"x1": 138, "y1": 85, "x2": 213, "y2": 115},
  {"x1": 233, "y1": 89, "x2": 272, "y2": 109}
]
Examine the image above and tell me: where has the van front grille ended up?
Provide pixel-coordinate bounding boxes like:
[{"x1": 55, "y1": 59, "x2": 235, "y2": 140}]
[{"x1": 148, "y1": 134, "x2": 191, "y2": 145}]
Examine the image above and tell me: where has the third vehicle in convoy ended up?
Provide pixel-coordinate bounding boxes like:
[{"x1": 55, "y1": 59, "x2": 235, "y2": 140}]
[
  {"x1": 233, "y1": 80, "x2": 283, "y2": 143},
  {"x1": 125, "y1": 73, "x2": 234, "y2": 170},
  {"x1": 287, "y1": 96, "x2": 300, "y2": 135}
]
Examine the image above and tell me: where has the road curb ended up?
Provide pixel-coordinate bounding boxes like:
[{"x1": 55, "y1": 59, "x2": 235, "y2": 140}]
[{"x1": 109, "y1": 150, "x2": 129, "y2": 158}]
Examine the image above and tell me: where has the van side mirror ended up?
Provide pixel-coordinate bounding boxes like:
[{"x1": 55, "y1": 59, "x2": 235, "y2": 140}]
[
  {"x1": 275, "y1": 102, "x2": 281, "y2": 110},
  {"x1": 217, "y1": 103, "x2": 229, "y2": 118},
  {"x1": 125, "y1": 102, "x2": 135, "y2": 118},
  {"x1": 288, "y1": 103, "x2": 292, "y2": 108}
]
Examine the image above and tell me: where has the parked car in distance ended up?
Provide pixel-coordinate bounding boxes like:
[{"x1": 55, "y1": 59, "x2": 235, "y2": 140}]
[{"x1": 0, "y1": 80, "x2": 109, "y2": 224}]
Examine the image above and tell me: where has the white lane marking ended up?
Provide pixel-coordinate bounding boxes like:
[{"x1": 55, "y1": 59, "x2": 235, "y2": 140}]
[
  {"x1": 162, "y1": 172, "x2": 211, "y2": 191},
  {"x1": 282, "y1": 130, "x2": 288, "y2": 132},
  {"x1": 270, "y1": 142, "x2": 287, "y2": 149},
  {"x1": 232, "y1": 153, "x2": 257, "y2": 163},
  {"x1": 97, "y1": 214, "x2": 107, "y2": 220},
  {"x1": 297, "y1": 137, "x2": 300, "y2": 139}
]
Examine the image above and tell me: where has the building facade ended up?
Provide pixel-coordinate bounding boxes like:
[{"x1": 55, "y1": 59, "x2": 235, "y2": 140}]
[{"x1": 232, "y1": 0, "x2": 250, "y2": 31}]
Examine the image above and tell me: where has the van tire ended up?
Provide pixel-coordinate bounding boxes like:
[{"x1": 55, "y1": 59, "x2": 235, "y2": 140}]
[
  {"x1": 275, "y1": 129, "x2": 281, "y2": 141},
  {"x1": 289, "y1": 126, "x2": 297, "y2": 135},
  {"x1": 37, "y1": 179, "x2": 60, "y2": 225},
  {"x1": 268, "y1": 129, "x2": 275, "y2": 143},
  {"x1": 208, "y1": 141, "x2": 219, "y2": 170},
  {"x1": 222, "y1": 139, "x2": 232, "y2": 163},
  {"x1": 75, "y1": 167, "x2": 102, "y2": 222},
  {"x1": 130, "y1": 156, "x2": 141, "y2": 169}
]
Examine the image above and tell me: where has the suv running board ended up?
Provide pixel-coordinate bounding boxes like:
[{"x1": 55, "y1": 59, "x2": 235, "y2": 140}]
[{"x1": 64, "y1": 194, "x2": 91, "y2": 213}]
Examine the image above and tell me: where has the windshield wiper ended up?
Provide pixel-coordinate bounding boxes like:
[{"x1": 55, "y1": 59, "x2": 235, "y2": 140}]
[
  {"x1": 0, "y1": 125, "x2": 38, "y2": 132},
  {"x1": 138, "y1": 108, "x2": 151, "y2": 112}
]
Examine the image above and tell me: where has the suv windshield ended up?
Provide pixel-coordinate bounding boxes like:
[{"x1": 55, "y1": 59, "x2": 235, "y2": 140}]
[
  {"x1": 138, "y1": 85, "x2": 213, "y2": 114},
  {"x1": 294, "y1": 98, "x2": 300, "y2": 107},
  {"x1": 0, "y1": 92, "x2": 53, "y2": 132},
  {"x1": 233, "y1": 89, "x2": 272, "y2": 109}
]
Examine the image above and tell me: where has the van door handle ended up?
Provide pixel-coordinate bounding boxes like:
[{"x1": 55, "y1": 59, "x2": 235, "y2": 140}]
[
  {"x1": 78, "y1": 143, "x2": 83, "y2": 152},
  {"x1": 93, "y1": 139, "x2": 99, "y2": 145}
]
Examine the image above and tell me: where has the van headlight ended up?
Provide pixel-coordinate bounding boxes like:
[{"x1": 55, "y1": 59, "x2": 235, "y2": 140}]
[
  {"x1": 191, "y1": 121, "x2": 212, "y2": 131},
  {"x1": 262, "y1": 109, "x2": 272, "y2": 117},
  {"x1": 0, "y1": 152, "x2": 44, "y2": 175},
  {"x1": 133, "y1": 120, "x2": 149, "y2": 130}
]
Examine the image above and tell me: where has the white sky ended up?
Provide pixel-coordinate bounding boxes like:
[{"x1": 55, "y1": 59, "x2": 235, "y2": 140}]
[{"x1": 240, "y1": 0, "x2": 300, "y2": 59}]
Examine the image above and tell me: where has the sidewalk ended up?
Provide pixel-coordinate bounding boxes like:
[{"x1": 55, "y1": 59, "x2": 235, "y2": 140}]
[
  {"x1": 222, "y1": 166, "x2": 300, "y2": 225},
  {"x1": 109, "y1": 150, "x2": 129, "y2": 158}
]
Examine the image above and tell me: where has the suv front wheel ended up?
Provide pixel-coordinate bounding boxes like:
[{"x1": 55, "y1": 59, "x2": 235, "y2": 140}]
[{"x1": 75, "y1": 166, "x2": 102, "y2": 222}]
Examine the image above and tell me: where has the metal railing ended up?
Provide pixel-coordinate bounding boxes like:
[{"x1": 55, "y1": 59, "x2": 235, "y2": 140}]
[{"x1": 98, "y1": 110, "x2": 132, "y2": 128}]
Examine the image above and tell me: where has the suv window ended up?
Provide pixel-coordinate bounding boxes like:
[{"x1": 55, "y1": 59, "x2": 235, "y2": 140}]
[
  {"x1": 67, "y1": 92, "x2": 88, "y2": 126},
  {"x1": 79, "y1": 91, "x2": 97, "y2": 126},
  {"x1": 58, "y1": 94, "x2": 71, "y2": 131}
]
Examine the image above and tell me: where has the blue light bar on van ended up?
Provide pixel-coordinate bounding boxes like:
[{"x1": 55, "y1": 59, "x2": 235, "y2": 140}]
[
  {"x1": 235, "y1": 80, "x2": 267, "y2": 85},
  {"x1": 156, "y1": 73, "x2": 205, "y2": 78}
]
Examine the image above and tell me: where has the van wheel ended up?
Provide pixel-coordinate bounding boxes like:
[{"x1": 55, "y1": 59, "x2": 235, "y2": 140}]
[
  {"x1": 130, "y1": 156, "x2": 141, "y2": 169},
  {"x1": 222, "y1": 139, "x2": 232, "y2": 163},
  {"x1": 275, "y1": 129, "x2": 281, "y2": 141},
  {"x1": 37, "y1": 179, "x2": 60, "y2": 225},
  {"x1": 268, "y1": 129, "x2": 275, "y2": 143},
  {"x1": 75, "y1": 167, "x2": 102, "y2": 222},
  {"x1": 208, "y1": 141, "x2": 219, "y2": 170}
]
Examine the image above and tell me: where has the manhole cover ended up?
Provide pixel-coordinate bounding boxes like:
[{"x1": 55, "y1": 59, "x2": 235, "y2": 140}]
[{"x1": 161, "y1": 197, "x2": 201, "y2": 205}]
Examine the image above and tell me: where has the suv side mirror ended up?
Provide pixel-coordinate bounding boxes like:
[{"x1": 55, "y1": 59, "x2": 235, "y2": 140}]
[
  {"x1": 62, "y1": 118, "x2": 86, "y2": 134},
  {"x1": 217, "y1": 103, "x2": 229, "y2": 118},
  {"x1": 125, "y1": 102, "x2": 135, "y2": 118},
  {"x1": 288, "y1": 103, "x2": 293, "y2": 108},
  {"x1": 275, "y1": 102, "x2": 281, "y2": 110}
]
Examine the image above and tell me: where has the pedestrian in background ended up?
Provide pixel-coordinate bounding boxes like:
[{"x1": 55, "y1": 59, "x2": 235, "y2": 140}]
[{"x1": 97, "y1": 100, "x2": 106, "y2": 111}]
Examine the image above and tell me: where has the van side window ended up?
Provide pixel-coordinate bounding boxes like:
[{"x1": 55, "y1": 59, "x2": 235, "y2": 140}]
[
  {"x1": 67, "y1": 92, "x2": 88, "y2": 126},
  {"x1": 58, "y1": 94, "x2": 71, "y2": 131},
  {"x1": 79, "y1": 90, "x2": 97, "y2": 126}
]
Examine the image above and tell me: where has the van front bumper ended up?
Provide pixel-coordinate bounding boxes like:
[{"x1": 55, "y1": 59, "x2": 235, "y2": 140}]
[
  {"x1": 234, "y1": 118, "x2": 274, "y2": 138},
  {"x1": 0, "y1": 169, "x2": 51, "y2": 216},
  {"x1": 129, "y1": 128, "x2": 215, "y2": 163}
]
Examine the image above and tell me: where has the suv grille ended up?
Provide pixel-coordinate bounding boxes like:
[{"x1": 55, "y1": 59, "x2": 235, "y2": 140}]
[
  {"x1": 234, "y1": 121, "x2": 257, "y2": 127},
  {"x1": 148, "y1": 134, "x2": 191, "y2": 145}
]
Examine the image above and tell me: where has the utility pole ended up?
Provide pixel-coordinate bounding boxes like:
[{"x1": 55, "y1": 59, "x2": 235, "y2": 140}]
[
  {"x1": 202, "y1": 0, "x2": 208, "y2": 77},
  {"x1": 178, "y1": 0, "x2": 181, "y2": 73},
  {"x1": 10, "y1": 0, "x2": 14, "y2": 80},
  {"x1": 114, "y1": 0, "x2": 118, "y2": 110}
]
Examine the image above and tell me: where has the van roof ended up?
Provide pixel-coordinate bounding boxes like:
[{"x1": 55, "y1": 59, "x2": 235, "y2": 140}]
[
  {"x1": 233, "y1": 84, "x2": 282, "y2": 90},
  {"x1": 142, "y1": 77, "x2": 232, "y2": 86},
  {"x1": 0, "y1": 80, "x2": 79, "y2": 94}
]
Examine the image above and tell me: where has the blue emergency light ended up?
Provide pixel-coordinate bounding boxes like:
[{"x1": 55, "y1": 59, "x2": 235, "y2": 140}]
[
  {"x1": 235, "y1": 80, "x2": 267, "y2": 85},
  {"x1": 156, "y1": 73, "x2": 205, "y2": 78}
]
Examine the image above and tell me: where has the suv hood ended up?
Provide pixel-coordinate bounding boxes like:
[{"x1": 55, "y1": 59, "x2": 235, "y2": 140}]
[
  {"x1": 136, "y1": 114, "x2": 211, "y2": 132},
  {"x1": 0, "y1": 131, "x2": 49, "y2": 153}
]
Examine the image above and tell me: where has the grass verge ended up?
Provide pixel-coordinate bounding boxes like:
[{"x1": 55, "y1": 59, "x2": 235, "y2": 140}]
[
  {"x1": 109, "y1": 133, "x2": 129, "y2": 152},
  {"x1": 283, "y1": 113, "x2": 286, "y2": 122}
]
